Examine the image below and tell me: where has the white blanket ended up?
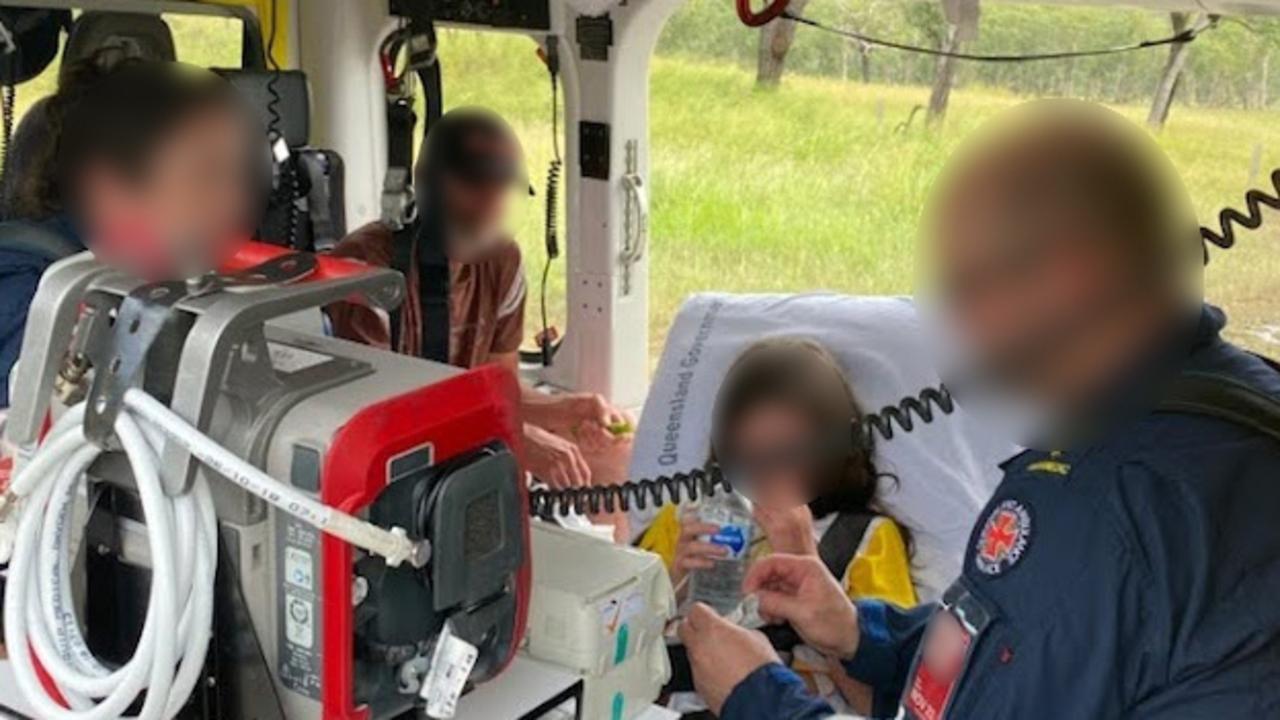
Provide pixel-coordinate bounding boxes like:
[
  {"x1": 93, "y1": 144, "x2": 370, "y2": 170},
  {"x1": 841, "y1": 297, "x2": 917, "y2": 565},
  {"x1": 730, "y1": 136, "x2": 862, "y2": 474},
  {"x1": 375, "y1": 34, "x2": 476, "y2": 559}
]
[{"x1": 629, "y1": 293, "x2": 1016, "y2": 601}]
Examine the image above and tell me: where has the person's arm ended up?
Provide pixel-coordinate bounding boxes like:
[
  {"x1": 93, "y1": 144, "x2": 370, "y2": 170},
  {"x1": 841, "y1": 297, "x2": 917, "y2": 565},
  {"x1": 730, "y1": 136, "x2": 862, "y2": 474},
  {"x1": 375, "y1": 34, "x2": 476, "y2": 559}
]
[
  {"x1": 323, "y1": 223, "x2": 394, "y2": 351},
  {"x1": 0, "y1": 268, "x2": 40, "y2": 408},
  {"x1": 1111, "y1": 458, "x2": 1280, "y2": 717},
  {"x1": 720, "y1": 664, "x2": 836, "y2": 720},
  {"x1": 745, "y1": 554, "x2": 934, "y2": 718},
  {"x1": 680, "y1": 603, "x2": 834, "y2": 720},
  {"x1": 823, "y1": 517, "x2": 917, "y2": 715},
  {"x1": 841, "y1": 599, "x2": 934, "y2": 716}
]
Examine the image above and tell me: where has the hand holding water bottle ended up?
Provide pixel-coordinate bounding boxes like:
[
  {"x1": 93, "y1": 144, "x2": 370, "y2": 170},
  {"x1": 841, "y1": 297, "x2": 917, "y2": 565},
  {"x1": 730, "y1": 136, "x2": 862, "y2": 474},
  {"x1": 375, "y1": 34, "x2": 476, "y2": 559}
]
[
  {"x1": 672, "y1": 510, "x2": 729, "y2": 588},
  {"x1": 688, "y1": 491, "x2": 755, "y2": 615}
]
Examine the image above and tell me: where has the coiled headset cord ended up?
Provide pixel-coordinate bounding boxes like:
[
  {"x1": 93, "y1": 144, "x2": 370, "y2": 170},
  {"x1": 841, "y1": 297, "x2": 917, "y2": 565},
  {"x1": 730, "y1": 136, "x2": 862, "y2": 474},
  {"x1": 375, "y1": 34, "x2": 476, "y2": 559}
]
[
  {"x1": 2, "y1": 84, "x2": 14, "y2": 171},
  {"x1": 539, "y1": 37, "x2": 563, "y2": 367},
  {"x1": 528, "y1": 384, "x2": 956, "y2": 516},
  {"x1": 264, "y1": 0, "x2": 301, "y2": 249},
  {"x1": 1201, "y1": 168, "x2": 1280, "y2": 255}
]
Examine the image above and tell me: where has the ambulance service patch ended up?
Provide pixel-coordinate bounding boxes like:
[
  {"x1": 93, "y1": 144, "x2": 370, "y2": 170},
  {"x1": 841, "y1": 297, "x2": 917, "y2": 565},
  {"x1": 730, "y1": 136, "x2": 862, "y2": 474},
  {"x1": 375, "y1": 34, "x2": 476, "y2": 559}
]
[{"x1": 974, "y1": 499, "x2": 1032, "y2": 576}]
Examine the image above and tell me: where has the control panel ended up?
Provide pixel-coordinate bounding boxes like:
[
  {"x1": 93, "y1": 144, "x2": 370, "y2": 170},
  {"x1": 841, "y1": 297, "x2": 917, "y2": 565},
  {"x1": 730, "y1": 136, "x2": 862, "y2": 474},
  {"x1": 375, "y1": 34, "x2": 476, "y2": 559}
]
[{"x1": 390, "y1": 0, "x2": 552, "y2": 31}]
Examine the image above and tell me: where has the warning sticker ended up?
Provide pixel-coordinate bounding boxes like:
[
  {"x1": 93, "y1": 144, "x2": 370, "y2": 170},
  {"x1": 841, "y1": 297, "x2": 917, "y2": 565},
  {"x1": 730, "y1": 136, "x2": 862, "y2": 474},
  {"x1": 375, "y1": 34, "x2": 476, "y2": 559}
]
[{"x1": 267, "y1": 342, "x2": 332, "y2": 374}]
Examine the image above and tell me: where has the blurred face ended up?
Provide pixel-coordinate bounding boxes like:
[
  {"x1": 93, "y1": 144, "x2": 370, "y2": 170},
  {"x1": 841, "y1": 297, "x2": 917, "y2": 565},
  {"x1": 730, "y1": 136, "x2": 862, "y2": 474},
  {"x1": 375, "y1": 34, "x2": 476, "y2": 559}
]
[
  {"x1": 442, "y1": 174, "x2": 511, "y2": 261},
  {"x1": 722, "y1": 401, "x2": 825, "y2": 510},
  {"x1": 82, "y1": 105, "x2": 253, "y2": 280},
  {"x1": 929, "y1": 164, "x2": 1171, "y2": 416}
]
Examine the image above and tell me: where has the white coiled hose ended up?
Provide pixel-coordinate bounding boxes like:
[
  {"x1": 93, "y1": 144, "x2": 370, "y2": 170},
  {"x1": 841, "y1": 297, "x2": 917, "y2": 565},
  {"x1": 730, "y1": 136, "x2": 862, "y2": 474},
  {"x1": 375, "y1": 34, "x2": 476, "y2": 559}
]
[{"x1": 1, "y1": 389, "x2": 423, "y2": 720}]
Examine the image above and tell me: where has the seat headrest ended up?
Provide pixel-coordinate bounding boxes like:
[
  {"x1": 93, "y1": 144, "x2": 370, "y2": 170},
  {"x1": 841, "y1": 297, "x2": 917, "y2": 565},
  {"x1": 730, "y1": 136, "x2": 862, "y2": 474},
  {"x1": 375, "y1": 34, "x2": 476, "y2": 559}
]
[
  {"x1": 0, "y1": 96, "x2": 55, "y2": 220},
  {"x1": 214, "y1": 69, "x2": 310, "y2": 148},
  {"x1": 61, "y1": 11, "x2": 175, "y2": 81},
  {"x1": 0, "y1": 8, "x2": 72, "y2": 85}
]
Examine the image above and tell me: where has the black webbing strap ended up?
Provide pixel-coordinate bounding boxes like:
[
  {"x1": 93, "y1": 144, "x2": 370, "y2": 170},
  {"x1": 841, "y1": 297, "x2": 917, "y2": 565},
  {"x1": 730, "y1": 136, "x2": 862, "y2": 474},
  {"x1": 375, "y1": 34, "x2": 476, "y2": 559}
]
[
  {"x1": 388, "y1": 220, "x2": 450, "y2": 363},
  {"x1": 818, "y1": 510, "x2": 877, "y2": 581},
  {"x1": 418, "y1": 251, "x2": 450, "y2": 363},
  {"x1": 1157, "y1": 369, "x2": 1280, "y2": 444},
  {"x1": 386, "y1": 97, "x2": 415, "y2": 175}
]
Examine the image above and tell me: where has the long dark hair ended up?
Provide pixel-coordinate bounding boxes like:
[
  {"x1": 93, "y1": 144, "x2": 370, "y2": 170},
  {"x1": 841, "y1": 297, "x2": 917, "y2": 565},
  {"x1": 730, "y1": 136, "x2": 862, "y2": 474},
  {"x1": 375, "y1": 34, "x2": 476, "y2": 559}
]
[
  {"x1": 9, "y1": 54, "x2": 244, "y2": 220},
  {"x1": 710, "y1": 337, "x2": 912, "y2": 550}
]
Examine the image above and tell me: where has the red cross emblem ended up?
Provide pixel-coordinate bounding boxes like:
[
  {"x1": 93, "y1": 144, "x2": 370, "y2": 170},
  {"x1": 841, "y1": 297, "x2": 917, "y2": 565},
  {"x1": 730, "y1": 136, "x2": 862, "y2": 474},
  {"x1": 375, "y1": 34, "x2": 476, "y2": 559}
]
[{"x1": 975, "y1": 499, "x2": 1031, "y2": 575}]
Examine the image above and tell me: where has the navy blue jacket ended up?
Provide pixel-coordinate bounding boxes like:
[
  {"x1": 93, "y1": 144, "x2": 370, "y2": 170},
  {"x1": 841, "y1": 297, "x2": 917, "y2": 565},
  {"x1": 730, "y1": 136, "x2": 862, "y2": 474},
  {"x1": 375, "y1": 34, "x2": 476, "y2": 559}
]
[
  {"x1": 722, "y1": 306, "x2": 1280, "y2": 720},
  {"x1": 0, "y1": 217, "x2": 82, "y2": 407}
]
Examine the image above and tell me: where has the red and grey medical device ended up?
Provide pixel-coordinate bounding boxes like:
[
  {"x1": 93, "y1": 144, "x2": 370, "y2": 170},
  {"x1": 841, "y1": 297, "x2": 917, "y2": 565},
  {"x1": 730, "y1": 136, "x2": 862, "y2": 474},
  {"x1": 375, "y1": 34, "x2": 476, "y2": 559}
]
[{"x1": 3, "y1": 243, "x2": 530, "y2": 719}]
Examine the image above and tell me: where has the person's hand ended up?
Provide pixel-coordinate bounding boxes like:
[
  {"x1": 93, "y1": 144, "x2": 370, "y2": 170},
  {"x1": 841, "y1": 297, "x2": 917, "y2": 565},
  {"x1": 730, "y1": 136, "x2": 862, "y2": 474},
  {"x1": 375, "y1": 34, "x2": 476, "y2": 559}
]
[
  {"x1": 678, "y1": 602, "x2": 781, "y2": 715},
  {"x1": 523, "y1": 423, "x2": 591, "y2": 488},
  {"x1": 551, "y1": 393, "x2": 632, "y2": 450},
  {"x1": 744, "y1": 554, "x2": 860, "y2": 660},
  {"x1": 671, "y1": 510, "x2": 728, "y2": 588},
  {"x1": 754, "y1": 504, "x2": 818, "y2": 557}
]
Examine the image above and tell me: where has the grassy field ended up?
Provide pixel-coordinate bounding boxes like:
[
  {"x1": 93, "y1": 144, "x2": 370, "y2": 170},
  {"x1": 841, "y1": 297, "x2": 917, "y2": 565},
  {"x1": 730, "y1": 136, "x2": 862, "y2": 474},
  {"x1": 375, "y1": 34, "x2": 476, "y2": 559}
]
[
  {"x1": 439, "y1": 31, "x2": 1280, "y2": 362},
  {"x1": 11, "y1": 21, "x2": 1280, "y2": 362}
]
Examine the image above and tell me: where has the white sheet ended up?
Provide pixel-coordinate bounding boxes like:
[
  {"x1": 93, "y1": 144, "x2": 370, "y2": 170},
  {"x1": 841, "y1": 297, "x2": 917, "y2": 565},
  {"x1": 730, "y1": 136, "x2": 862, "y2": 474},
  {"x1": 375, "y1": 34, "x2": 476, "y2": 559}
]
[{"x1": 629, "y1": 293, "x2": 1016, "y2": 601}]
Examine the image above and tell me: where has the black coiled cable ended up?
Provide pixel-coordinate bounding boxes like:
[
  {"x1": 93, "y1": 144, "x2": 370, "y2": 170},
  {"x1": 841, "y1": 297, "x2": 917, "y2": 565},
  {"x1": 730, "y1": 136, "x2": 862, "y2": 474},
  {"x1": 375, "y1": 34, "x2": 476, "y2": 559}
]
[
  {"x1": 539, "y1": 37, "x2": 563, "y2": 367},
  {"x1": 263, "y1": 0, "x2": 301, "y2": 248},
  {"x1": 862, "y1": 384, "x2": 955, "y2": 441},
  {"x1": 530, "y1": 466, "x2": 730, "y2": 517},
  {"x1": 539, "y1": 159, "x2": 561, "y2": 365},
  {"x1": 2, "y1": 84, "x2": 13, "y2": 170},
  {"x1": 528, "y1": 384, "x2": 957, "y2": 516},
  {"x1": 1200, "y1": 168, "x2": 1280, "y2": 254}
]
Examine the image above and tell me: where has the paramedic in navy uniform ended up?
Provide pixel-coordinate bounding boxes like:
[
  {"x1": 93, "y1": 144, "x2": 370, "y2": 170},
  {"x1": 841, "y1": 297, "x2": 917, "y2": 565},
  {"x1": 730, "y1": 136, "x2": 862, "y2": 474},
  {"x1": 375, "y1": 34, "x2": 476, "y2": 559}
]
[{"x1": 677, "y1": 99, "x2": 1280, "y2": 719}]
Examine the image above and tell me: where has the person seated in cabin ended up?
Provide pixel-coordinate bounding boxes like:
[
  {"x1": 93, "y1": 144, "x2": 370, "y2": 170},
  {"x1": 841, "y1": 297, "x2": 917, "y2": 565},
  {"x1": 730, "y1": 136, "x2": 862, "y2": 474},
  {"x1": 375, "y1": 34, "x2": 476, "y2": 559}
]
[
  {"x1": 0, "y1": 57, "x2": 257, "y2": 658},
  {"x1": 641, "y1": 337, "x2": 915, "y2": 717},
  {"x1": 0, "y1": 58, "x2": 259, "y2": 407},
  {"x1": 325, "y1": 107, "x2": 631, "y2": 492}
]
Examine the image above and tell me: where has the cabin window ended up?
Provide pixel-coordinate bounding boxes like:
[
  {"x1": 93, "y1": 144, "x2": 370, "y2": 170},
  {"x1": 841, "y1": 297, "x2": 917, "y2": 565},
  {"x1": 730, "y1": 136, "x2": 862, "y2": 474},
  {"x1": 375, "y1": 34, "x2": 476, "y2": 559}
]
[
  {"x1": 164, "y1": 13, "x2": 244, "y2": 68},
  {"x1": 434, "y1": 29, "x2": 568, "y2": 356}
]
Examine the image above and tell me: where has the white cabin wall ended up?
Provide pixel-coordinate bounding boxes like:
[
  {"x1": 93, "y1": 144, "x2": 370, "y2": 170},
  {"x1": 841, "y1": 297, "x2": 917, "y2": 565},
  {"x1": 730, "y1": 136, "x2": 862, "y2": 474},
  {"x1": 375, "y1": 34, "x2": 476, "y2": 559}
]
[
  {"x1": 293, "y1": 0, "x2": 681, "y2": 409},
  {"x1": 294, "y1": 0, "x2": 393, "y2": 227},
  {"x1": 541, "y1": 0, "x2": 683, "y2": 409}
]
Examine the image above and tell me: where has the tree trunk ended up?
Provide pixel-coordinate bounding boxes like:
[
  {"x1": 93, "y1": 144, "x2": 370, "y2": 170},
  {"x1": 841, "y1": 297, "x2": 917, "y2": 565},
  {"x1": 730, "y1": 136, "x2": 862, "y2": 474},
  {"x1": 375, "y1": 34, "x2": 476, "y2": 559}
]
[
  {"x1": 859, "y1": 44, "x2": 872, "y2": 83},
  {"x1": 927, "y1": 24, "x2": 961, "y2": 123},
  {"x1": 1147, "y1": 12, "x2": 1199, "y2": 130},
  {"x1": 756, "y1": 0, "x2": 812, "y2": 88},
  {"x1": 1259, "y1": 52, "x2": 1270, "y2": 109}
]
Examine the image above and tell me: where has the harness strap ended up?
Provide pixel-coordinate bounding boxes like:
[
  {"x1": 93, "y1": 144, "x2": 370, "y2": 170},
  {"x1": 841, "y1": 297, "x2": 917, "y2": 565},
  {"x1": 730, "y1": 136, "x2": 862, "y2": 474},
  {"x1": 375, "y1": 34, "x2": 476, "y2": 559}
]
[
  {"x1": 388, "y1": 222, "x2": 450, "y2": 364},
  {"x1": 419, "y1": 253, "x2": 450, "y2": 364},
  {"x1": 818, "y1": 510, "x2": 876, "y2": 581},
  {"x1": 1158, "y1": 369, "x2": 1280, "y2": 444}
]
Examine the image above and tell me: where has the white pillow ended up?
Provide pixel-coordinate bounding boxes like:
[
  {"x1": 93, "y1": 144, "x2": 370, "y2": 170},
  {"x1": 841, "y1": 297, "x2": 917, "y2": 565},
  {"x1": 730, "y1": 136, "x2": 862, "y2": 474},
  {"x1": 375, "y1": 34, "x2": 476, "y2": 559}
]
[{"x1": 630, "y1": 293, "x2": 1017, "y2": 601}]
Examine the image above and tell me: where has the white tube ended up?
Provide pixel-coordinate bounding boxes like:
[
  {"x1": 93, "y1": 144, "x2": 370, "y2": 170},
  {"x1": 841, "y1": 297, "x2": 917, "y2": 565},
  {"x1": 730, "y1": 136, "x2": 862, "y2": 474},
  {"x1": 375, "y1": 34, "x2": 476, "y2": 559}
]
[
  {"x1": 2, "y1": 388, "x2": 423, "y2": 719},
  {"x1": 123, "y1": 390, "x2": 422, "y2": 567}
]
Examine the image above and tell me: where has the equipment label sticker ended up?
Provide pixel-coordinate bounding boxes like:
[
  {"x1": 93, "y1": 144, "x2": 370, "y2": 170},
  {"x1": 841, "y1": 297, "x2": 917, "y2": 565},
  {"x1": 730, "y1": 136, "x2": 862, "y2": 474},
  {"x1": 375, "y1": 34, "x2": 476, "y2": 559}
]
[
  {"x1": 277, "y1": 516, "x2": 323, "y2": 700},
  {"x1": 267, "y1": 341, "x2": 333, "y2": 374}
]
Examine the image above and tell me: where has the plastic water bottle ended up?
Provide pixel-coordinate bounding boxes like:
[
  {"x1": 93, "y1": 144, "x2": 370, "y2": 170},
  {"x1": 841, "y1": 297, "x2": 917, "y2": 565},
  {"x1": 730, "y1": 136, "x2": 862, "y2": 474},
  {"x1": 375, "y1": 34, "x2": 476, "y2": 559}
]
[{"x1": 688, "y1": 491, "x2": 754, "y2": 615}]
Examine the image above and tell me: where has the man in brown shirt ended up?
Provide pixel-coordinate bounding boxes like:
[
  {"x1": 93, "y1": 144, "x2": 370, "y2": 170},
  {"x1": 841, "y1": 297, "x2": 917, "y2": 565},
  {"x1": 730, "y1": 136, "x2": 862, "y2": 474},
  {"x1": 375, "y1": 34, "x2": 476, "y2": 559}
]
[{"x1": 327, "y1": 108, "x2": 625, "y2": 489}]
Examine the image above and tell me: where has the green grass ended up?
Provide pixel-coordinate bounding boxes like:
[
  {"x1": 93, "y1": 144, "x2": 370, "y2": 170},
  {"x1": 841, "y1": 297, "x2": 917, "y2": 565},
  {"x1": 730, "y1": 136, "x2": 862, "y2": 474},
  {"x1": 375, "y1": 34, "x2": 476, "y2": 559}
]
[
  {"x1": 439, "y1": 31, "x2": 1280, "y2": 361},
  {"x1": 11, "y1": 25, "x2": 1279, "y2": 363}
]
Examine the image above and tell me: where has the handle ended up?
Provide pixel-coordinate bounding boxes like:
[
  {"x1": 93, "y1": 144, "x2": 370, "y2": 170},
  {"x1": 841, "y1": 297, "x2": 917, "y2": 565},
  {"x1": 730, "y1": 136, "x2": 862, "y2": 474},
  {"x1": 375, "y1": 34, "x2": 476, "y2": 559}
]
[{"x1": 736, "y1": 0, "x2": 791, "y2": 27}]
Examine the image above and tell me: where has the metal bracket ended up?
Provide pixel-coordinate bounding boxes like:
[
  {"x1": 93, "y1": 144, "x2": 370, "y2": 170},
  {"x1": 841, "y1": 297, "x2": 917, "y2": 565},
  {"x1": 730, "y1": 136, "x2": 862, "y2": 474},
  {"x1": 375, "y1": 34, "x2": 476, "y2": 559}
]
[
  {"x1": 83, "y1": 280, "x2": 188, "y2": 446},
  {"x1": 380, "y1": 167, "x2": 418, "y2": 231},
  {"x1": 82, "y1": 253, "x2": 317, "y2": 448}
]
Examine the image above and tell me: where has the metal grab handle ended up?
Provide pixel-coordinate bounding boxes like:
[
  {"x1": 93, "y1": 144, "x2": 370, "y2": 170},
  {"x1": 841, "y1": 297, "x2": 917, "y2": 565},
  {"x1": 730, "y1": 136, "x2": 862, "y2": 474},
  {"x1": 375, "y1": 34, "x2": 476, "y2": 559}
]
[{"x1": 619, "y1": 140, "x2": 648, "y2": 296}]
